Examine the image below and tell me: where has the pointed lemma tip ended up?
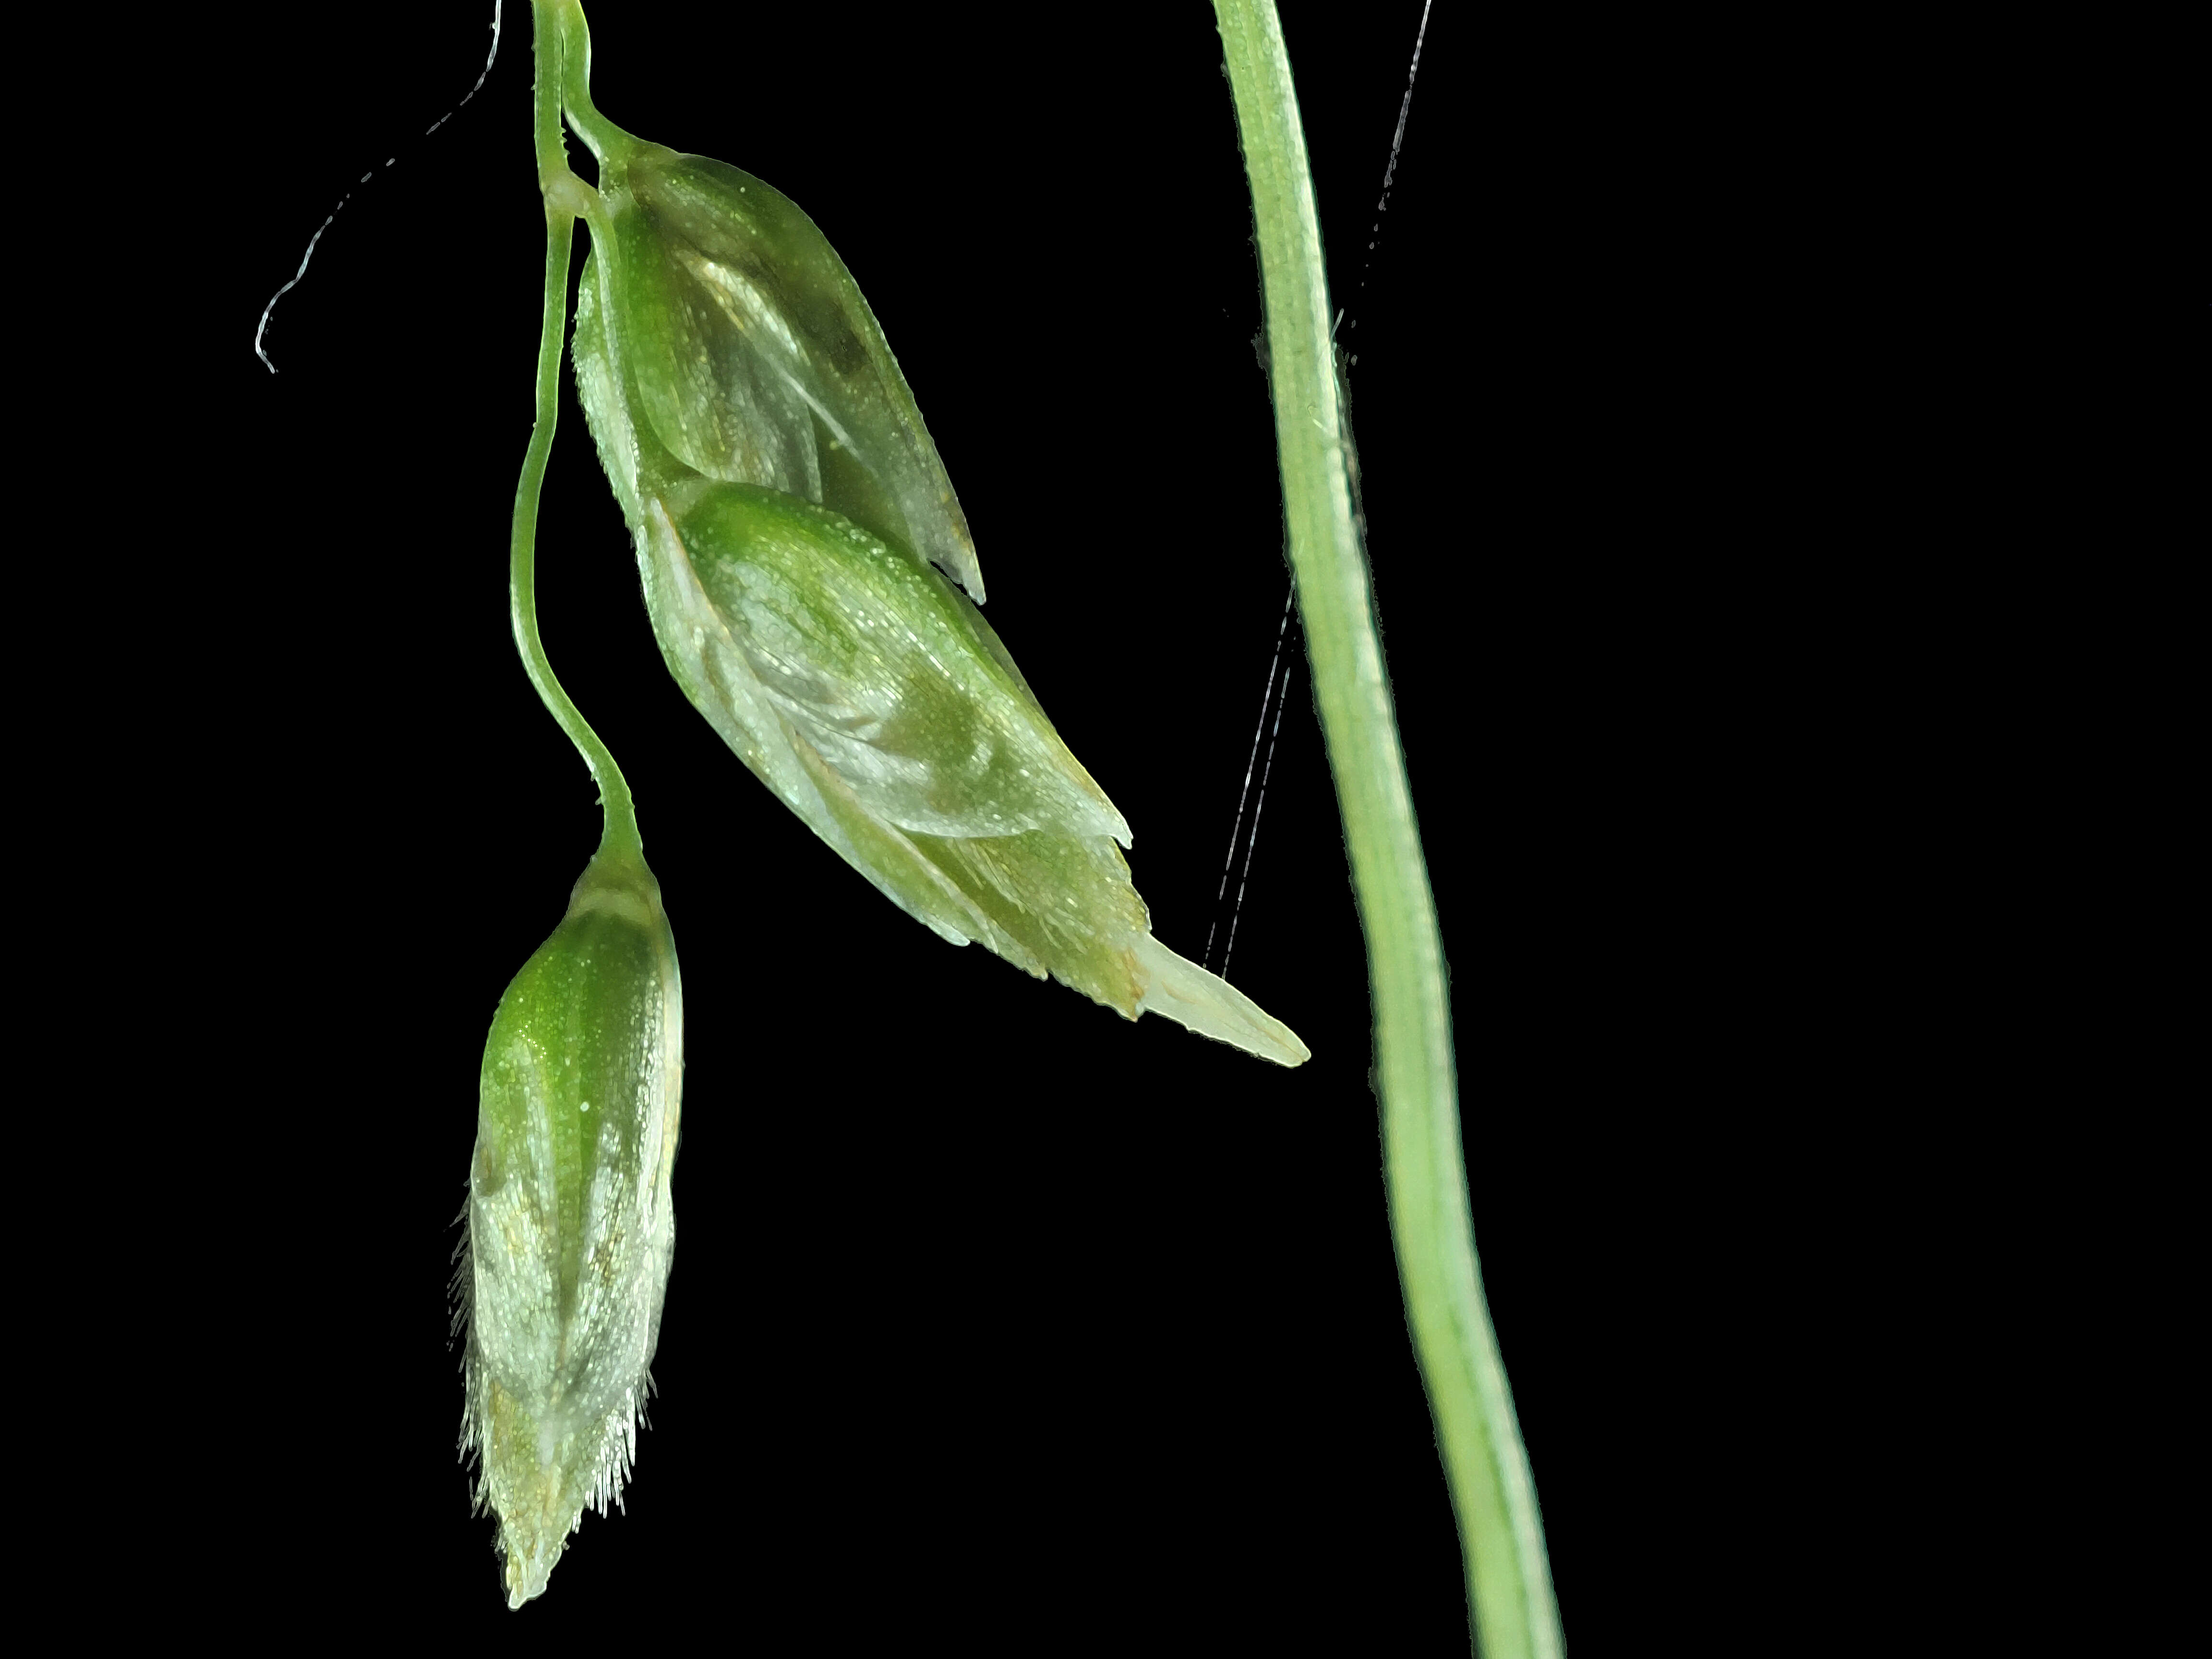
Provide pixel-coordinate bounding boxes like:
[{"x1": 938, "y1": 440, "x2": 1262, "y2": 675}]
[{"x1": 504, "y1": 1549, "x2": 556, "y2": 1611}]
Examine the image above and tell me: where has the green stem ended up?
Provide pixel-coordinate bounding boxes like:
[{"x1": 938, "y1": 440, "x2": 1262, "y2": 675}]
[
  {"x1": 1208, "y1": 5, "x2": 1562, "y2": 1654},
  {"x1": 540, "y1": 1, "x2": 640, "y2": 168},
  {"x1": 517, "y1": 0, "x2": 639, "y2": 861}
]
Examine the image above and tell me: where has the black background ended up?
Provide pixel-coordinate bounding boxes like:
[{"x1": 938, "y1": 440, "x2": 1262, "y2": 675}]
[{"x1": 174, "y1": 2, "x2": 1644, "y2": 1646}]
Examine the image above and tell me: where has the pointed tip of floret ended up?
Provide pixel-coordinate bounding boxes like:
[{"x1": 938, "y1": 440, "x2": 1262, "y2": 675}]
[
  {"x1": 465, "y1": 1363, "x2": 651, "y2": 1611},
  {"x1": 1132, "y1": 934, "x2": 1310, "y2": 1066},
  {"x1": 503, "y1": 1537, "x2": 561, "y2": 1610}
]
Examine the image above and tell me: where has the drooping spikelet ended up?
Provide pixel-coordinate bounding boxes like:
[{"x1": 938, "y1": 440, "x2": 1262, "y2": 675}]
[
  {"x1": 567, "y1": 138, "x2": 1305, "y2": 1065},
  {"x1": 457, "y1": 847, "x2": 684, "y2": 1606}
]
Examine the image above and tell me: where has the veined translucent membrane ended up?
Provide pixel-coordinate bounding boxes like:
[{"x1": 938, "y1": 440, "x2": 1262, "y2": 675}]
[
  {"x1": 458, "y1": 852, "x2": 685, "y2": 1607},
  {"x1": 591, "y1": 143, "x2": 985, "y2": 602}
]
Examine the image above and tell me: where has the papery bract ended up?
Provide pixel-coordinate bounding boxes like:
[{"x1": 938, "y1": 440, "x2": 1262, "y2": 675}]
[
  {"x1": 458, "y1": 846, "x2": 685, "y2": 1607},
  {"x1": 584, "y1": 140, "x2": 983, "y2": 601}
]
